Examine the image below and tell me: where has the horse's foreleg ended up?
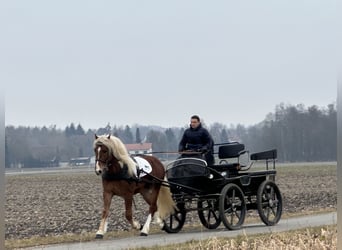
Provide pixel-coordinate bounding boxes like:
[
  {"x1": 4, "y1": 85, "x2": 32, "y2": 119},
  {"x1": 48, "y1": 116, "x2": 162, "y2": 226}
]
[
  {"x1": 124, "y1": 197, "x2": 141, "y2": 231},
  {"x1": 96, "y1": 192, "x2": 112, "y2": 239}
]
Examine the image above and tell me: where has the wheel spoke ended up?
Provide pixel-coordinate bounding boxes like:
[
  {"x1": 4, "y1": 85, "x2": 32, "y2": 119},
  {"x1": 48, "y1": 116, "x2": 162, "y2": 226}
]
[
  {"x1": 206, "y1": 211, "x2": 212, "y2": 221},
  {"x1": 174, "y1": 213, "x2": 183, "y2": 223},
  {"x1": 211, "y1": 210, "x2": 220, "y2": 221},
  {"x1": 234, "y1": 210, "x2": 241, "y2": 219},
  {"x1": 230, "y1": 212, "x2": 234, "y2": 224}
]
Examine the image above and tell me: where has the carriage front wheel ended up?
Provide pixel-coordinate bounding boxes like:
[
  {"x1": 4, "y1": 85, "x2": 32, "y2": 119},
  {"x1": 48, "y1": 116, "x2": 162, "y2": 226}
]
[
  {"x1": 219, "y1": 183, "x2": 246, "y2": 230},
  {"x1": 257, "y1": 180, "x2": 283, "y2": 226},
  {"x1": 162, "y1": 202, "x2": 186, "y2": 233},
  {"x1": 197, "y1": 198, "x2": 221, "y2": 229}
]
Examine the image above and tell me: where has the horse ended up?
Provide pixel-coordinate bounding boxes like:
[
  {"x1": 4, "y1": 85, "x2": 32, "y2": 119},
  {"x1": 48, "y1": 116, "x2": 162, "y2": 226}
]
[{"x1": 93, "y1": 134, "x2": 176, "y2": 238}]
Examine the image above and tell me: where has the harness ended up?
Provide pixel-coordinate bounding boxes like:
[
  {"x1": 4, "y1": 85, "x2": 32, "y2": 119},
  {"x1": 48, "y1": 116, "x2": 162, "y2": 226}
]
[{"x1": 95, "y1": 157, "x2": 140, "y2": 182}]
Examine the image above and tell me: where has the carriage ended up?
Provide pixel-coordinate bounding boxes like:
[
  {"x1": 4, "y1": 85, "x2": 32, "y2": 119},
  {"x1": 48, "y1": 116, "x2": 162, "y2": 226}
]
[
  {"x1": 93, "y1": 135, "x2": 282, "y2": 238},
  {"x1": 161, "y1": 142, "x2": 283, "y2": 233}
]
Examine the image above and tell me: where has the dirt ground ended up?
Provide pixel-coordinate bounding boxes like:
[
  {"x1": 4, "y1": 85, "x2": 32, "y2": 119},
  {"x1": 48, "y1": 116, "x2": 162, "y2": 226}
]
[{"x1": 5, "y1": 163, "x2": 337, "y2": 240}]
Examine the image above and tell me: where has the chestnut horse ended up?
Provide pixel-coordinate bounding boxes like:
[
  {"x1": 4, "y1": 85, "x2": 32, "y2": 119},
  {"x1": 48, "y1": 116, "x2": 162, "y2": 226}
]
[{"x1": 93, "y1": 134, "x2": 175, "y2": 238}]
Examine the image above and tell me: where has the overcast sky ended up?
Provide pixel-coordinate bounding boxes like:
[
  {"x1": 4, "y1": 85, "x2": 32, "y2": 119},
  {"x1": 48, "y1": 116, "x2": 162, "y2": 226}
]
[{"x1": 1, "y1": 1, "x2": 337, "y2": 130}]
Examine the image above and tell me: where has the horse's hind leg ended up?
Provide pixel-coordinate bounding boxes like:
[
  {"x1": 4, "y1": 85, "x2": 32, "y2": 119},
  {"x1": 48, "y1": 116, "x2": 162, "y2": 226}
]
[
  {"x1": 96, "y1": 192, "x2": 112, "y2": 239},
  {"x1": 152, "y1": 211, "x2": 164, "y2": 228},
  {"x1": 140, "y1": 188, "x2": 159, "y2": 236}
]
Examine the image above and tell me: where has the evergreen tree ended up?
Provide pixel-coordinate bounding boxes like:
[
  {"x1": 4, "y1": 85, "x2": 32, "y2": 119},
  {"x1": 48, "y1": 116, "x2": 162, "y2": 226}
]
[
  {"x1": 135, "y1": 127, "x2": 142, "y2": 143},
  {"x1": 165, "y1": 128, "x2": 177, "y2": 151},
  {"x1": 76, "y1": 124, "x2": 85, "y2": 135},
  {"x1": 123, "y1": 125, "x2": 134, "y2": 143},
  {"x1": 65, "y1": 123, "x2": 76, "y2": 137}
]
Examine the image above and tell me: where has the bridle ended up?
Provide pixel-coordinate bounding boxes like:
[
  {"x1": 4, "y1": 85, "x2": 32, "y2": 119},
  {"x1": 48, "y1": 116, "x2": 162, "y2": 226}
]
[
  {"x1": 95, "y1": 158, "x2": 108, "y2": 164},
  {"x1": 95, "y1": 159, "x2": 112, "y2": 169},
  {"x1": 95, "y1": 145, "x2": 113, "y2": 172},
  {"x1": 94, "y1": 142, "x2": 122, "y2": 175}
]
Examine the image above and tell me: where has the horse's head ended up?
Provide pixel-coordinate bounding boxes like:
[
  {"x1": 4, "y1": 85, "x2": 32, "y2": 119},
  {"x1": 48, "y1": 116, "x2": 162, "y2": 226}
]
[
  {"x1": 94, "y1": 134, "x2": 112, "y2": 175},
  {"x1": 93, "y1": 133, "x2": 136, "y2": 177}
]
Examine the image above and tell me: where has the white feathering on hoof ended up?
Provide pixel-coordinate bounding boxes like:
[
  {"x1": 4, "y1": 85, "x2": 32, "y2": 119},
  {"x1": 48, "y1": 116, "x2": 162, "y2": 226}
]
[
  {"x1": 153, "y1": 211, "x2": 164, "y2": 228},
  {"x1": 133, "y1": 220, "x2": 141, "y2": 230},
  {"x1": 140, "y1": 214, "x2": 152, "y2": 236}
]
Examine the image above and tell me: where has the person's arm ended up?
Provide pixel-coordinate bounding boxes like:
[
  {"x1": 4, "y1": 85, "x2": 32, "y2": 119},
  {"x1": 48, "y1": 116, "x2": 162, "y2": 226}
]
[
  {"x1": 201, "y1": 129, "x2": 212, "y2": 152},
  {"x1": 178, "y1": 133, "x2": 186, "y2": 152}
]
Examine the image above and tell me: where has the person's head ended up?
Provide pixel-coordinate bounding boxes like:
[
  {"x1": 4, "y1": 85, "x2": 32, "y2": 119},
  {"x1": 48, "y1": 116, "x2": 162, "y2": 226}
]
[{"x1": 190, "y1": 115, "x2": 201, "y2": 129}]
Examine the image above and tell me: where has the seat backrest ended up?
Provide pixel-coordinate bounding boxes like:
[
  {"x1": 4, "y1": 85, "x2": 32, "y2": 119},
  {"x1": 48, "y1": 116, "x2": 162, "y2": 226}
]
[
  {"x1": 218, "y1": 143, "x2": 245, "y2": 159},
  {"x1": 250, "y1": 149, "x2": 277, "y2": 160}
]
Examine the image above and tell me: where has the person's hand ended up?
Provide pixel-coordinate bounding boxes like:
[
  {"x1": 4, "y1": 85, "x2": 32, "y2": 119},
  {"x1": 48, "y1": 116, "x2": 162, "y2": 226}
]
[{"x1": 200, "y1": 147, "x2": 208, "y2": 153}]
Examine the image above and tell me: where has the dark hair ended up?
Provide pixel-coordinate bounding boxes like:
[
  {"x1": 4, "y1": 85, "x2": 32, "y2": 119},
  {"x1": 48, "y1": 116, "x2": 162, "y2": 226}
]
[{"x1": 191, "y1": 115, "x2": 200, "y2": 122}]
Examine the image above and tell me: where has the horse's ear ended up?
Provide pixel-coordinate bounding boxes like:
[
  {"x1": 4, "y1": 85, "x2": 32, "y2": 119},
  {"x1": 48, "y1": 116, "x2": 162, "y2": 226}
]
[
  {"x1": 95, "y1": 134, "x2": 98, "y2": 139},
  {"x1": 107, "y1": 134, "x2": 111, "y2": 139}
]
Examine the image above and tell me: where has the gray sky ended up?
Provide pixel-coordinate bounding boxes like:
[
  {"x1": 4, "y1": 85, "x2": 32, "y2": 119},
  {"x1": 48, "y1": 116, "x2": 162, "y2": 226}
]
[{"x1": 1, "y1": 1, "x2": 336, "y2": 130}]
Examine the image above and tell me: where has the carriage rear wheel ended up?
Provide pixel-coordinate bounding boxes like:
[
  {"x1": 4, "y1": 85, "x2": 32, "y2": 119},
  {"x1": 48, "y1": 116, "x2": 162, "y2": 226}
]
[
  {"x1": 257, "y1": 180, "x2": 282, "y2": 226},
  {"x1": 197, "y1": 198, "x2": 221, "y2": 229},
  {"x1": 162, "y1": 202, "x2": 186, "y2": 233},
  {"x1": 219, "y1": 183, "x2": 246, "y2": 230}
]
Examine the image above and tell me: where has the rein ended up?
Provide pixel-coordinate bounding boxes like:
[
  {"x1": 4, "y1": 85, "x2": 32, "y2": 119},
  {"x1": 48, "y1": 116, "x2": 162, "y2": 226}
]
[{"x1": 133, "y1": 151, "x2": 204, "y2": 155}]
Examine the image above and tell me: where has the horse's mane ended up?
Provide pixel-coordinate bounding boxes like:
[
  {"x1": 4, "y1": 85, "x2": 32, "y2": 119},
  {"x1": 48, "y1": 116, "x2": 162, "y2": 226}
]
[{"x1": 94, "y1": 135, "x2": 136, "y2": 177}]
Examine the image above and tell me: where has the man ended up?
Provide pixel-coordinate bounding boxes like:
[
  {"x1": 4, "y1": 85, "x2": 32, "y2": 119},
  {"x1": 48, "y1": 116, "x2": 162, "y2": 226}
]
[{"x1": 178, "y1": 115, "x2": 214, "y2": 165}]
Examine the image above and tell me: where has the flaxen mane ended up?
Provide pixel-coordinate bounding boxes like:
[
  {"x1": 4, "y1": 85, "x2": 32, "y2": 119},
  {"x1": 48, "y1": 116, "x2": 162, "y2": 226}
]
[{"x1": 93, "y1": 135, "x2": 136, "y2": 177}]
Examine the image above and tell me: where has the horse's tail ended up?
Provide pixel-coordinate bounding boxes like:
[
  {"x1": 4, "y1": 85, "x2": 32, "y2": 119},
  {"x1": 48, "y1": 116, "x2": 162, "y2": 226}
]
[{"x1": 157, "y1": 176, "x2": 176, "y2": 220}]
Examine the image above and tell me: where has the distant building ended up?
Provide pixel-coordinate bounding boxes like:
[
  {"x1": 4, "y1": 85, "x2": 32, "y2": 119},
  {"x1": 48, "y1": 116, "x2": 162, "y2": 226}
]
[{"x1": 125, "y1": 143, "x2": 152, "y2": 155}]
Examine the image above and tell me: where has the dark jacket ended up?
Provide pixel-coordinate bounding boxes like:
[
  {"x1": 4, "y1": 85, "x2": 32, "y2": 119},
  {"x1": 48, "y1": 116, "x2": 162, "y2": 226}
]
[{"x1": 178, "y1": 124, "x2": 213, "y2": 152}]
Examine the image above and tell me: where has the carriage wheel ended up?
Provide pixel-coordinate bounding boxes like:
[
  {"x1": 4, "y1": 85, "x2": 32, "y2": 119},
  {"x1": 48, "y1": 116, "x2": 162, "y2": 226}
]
[
  {"x1": 219, "y1": 183, "x2": 246, "y2": 230},
  {"x1": 162, "y1": 203, "x2": 186, "y2": 233},
  {"x1": 257, "y1": 180, "x2": 283, "y2": 226},
  {"x1": 197, "y1": 198, "x2": 221, "y2": 229}
]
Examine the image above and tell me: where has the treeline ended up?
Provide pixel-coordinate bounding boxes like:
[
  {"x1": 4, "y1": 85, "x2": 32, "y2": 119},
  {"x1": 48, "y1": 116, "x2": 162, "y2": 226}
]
[{"x1": 5, "y1": 102, "x2": 336, "y2": 168}]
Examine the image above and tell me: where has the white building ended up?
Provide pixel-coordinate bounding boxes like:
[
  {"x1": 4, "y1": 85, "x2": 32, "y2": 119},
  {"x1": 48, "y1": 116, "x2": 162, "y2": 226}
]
[{"x1": 125, "y1": 143, "x2": 153, "y2": 155}]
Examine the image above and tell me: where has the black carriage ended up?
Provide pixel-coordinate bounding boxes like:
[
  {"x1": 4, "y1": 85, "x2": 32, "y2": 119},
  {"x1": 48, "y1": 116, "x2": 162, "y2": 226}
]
[{"x1": 162, "y1": 142, "x2": 283, "y2": 233}]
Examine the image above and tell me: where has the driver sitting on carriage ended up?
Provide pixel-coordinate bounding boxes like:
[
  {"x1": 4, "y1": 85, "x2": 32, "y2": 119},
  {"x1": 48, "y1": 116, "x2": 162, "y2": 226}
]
[{"x1": 178, "y1": 115, "x2": 214, "y2": 166}]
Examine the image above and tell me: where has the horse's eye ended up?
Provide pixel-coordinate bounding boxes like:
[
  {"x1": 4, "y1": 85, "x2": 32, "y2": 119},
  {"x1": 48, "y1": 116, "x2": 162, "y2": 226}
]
[{"x1": 102, "y1": 150, "x2": 107, "y2": 154}]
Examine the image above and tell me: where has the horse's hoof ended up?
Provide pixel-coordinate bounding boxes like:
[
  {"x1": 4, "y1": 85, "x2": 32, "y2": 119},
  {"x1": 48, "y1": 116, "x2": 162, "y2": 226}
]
[
  {"x1": 95, "y1": 234, "x2": 104, "y2": 239},
  {"x1": 140, "y1": 232, "x2": 148, "y2": 236}
]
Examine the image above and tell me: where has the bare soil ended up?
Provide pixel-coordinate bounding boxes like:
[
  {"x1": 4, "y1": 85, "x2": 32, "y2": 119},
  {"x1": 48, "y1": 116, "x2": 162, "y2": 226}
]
[{"x1": 5, "y1": 163, "x2": 337, "y2": 240}]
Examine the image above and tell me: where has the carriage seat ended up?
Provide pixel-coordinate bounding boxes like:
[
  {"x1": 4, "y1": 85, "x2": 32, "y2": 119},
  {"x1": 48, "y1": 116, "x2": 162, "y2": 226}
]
[
  {"x1": 209, "y1": 162, "x2": 240, "y2": 171},
  {"x1": 209, "y1": 143, "x2": 245, "y2": 172},
  {"x1": 250, "y1": 149, "x2": 277, "y2": 160},
  {"x1": 218, "y1": 143, "x2": 245, "y2": 159}
]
